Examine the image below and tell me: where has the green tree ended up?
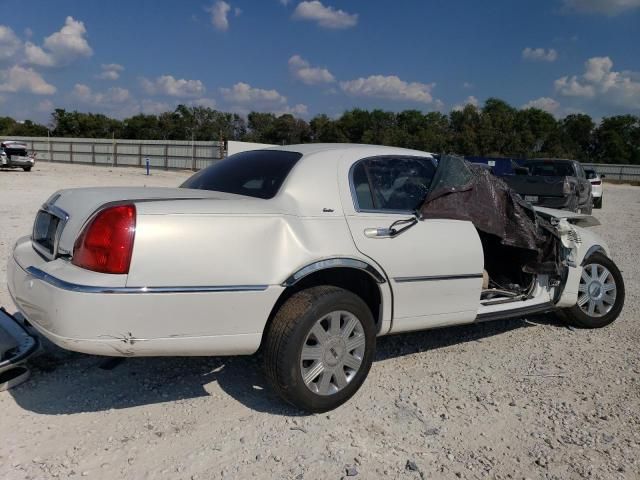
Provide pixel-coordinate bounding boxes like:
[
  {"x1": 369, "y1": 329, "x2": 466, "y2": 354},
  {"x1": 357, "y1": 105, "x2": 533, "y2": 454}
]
[
  {"x1": 559, "y1": 114, "x2": 595, "y2": 161},
  {"x1": 593, "y1": 115, "x2": 640, "y2": 164}
]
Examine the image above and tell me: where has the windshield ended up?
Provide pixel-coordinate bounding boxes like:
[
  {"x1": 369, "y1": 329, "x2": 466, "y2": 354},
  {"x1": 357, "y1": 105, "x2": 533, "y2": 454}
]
[
  {"x1": 181, "y1": 150, "x2": 302, "y2": 199},
  {"x1": 524, "y1": 161, "x2": 574, "y2": 177},
  {"x1": 585, "y1": 169, "x2": 598, "y2": 179}
]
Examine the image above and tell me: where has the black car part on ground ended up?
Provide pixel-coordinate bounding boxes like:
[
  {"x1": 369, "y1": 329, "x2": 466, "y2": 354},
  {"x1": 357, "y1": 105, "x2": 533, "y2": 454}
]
[
  {"x1": 419, "y1": 155, "x2": 562, "y2": 279},
  {"x1": 0, "y1": 307, "x2": 38, "y2": 390}
]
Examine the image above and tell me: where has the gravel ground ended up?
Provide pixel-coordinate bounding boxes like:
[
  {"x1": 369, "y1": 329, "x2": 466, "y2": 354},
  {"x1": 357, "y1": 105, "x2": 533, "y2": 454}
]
[{"x1": 1, "y1": 162, "x2": 638, "y2": 480}]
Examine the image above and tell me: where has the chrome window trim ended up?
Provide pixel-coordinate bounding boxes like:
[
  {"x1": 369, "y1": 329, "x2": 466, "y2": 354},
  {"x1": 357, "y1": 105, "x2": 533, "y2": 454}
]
[
  {"x1": 348, "y1": 155, "x2": 436, "y2": 215},
  {"x1": 32, "y1": 202, "x2": 70, "y2": 261},
  {"x1": 282, "y1": 258, "x2": 387, "y2": 287},
  {"x1": 23, "y1": 266, "x2": 268, "y2": 294}
]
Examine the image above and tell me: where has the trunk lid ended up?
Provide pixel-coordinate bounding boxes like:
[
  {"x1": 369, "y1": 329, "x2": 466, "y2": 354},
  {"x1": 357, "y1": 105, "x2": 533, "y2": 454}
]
[{"x1": 39, "y1": 187, "x2": 278, "y2": 257}]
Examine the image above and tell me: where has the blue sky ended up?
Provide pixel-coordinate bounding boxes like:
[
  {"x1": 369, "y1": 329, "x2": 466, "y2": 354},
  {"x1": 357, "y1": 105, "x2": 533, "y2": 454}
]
[{"x1": 1, "y1": 0, "x2": 639, "y2": 124}]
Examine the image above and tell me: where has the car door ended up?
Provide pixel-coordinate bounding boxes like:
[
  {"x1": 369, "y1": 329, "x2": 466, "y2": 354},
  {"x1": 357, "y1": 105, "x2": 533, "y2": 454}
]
[{"x1": 339, "y1": 154, "x2": 484, "y2": 333}]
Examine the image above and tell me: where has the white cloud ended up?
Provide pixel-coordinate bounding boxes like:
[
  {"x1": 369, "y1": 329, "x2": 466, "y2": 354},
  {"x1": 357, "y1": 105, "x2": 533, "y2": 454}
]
[
  {"x1": 71, "y1": 83, "x2": 131, "y2": 105},
  {"x1": 278, "y1": 103, "x2": 309, "y2": 116},
  {"x1": 522, "y1": 97, "x2": 560, "y2": 114},
  {"x1": 340, "y1": 75, "x2": 435, "y2": 104},
  {"x1": 522, "y1": 47, "x2": 558, "y2": 62},
  {"x1": 293, "y1": 1, "x2": 358, "y2": 29},
  {"x1": 462, "y1": 81, "x2": 474, "y2": 89},
  {"x1": 208, "y1": 1, "x2": 232, "y2": 31},
  {"x1": 96, "y1": 63, "x2": 124, "y2": 81},
  {"x1": 453, "y1": 95, "x2": 479, "y2": 111},
  {"x1": 554, "y1": 56, "x2": 640, "y2": 110},
  {"x1": 37, "y1": 99, "x2": 54, "y2": 112},
  {"x1": 141, "y1": 99, "x2": 173, "y2": 115},
  {"x1": 25, "y1": 16, "x2": 92, "y2": 67},
  {"x1": 0, "y1": 26, "x2": 22, "y2": 61},
  {"x1": 220, "y1": 82, "x2": 287, "y2": 105},
  {"x1": 555, "y1": 75, "x2": 595, "y2": 97},
  {"x1": 288, "y1": 55, "x2": 335, "y2": 85},
  {"x1": 220, "y1": 82, "x2": 309, "y2": 116},
  {"x1": 24, "y1": 44, "x2": 54, "y2": 67},
  {"x1": 563, "y1": 0, "x2": 640, "y2": 15},
  {"x1": 190, "y1": 97, "x2": 217, "y2": 108},
  {"x1": 141, "y1": 75, "x2": 206, "y2": 97},
  {"x1": 0, "y1": 66, "x2": 56, "y2": 94},
  {"x1": 279, "y1": 0, "x2": 291, "y2": 5}
]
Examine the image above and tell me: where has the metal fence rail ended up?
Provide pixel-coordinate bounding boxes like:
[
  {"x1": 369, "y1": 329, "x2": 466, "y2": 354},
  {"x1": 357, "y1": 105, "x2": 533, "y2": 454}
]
[
  {"x1": 582, "y1": 163, "x2": 640, "y2": 182},
  {"x1": 6, "y1": 136, "x2": 224, "y2": 171}
]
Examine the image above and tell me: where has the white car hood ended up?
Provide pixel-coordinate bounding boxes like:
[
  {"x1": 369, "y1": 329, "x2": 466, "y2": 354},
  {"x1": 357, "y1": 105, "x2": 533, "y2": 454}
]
[{"x1": 534, "y1": 206, "x2": 600, "y2": 227}]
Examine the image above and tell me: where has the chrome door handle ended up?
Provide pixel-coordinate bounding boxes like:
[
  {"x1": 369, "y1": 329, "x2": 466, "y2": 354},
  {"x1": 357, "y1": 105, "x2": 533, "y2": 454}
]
[{"x1": 364, "y1": 227, "x2": 393, "y2": 238}]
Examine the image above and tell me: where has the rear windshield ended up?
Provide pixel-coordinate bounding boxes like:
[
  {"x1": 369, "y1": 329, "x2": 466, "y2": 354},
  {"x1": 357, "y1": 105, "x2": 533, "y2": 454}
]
[
  {"x1": 585, "y1": 169, "x2": 598, "y2": 179},
  {"x1": 524, "y1": 161, "x2": 575, "y2": 177},
  {"x1": 181, "y1": 150, "x2": 302, "y2": 199}
]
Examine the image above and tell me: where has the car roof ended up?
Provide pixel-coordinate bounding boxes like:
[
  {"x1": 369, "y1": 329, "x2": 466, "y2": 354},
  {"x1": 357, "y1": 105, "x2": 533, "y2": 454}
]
[{"x1": 266, "y1": 143, "x2": 435, "y2": 158}]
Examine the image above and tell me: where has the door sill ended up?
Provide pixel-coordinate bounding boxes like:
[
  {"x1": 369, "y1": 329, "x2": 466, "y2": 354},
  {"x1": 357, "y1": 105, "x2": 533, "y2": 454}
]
[{"x1": 475, "y1": 302, "x2": 555, "y2": 323}]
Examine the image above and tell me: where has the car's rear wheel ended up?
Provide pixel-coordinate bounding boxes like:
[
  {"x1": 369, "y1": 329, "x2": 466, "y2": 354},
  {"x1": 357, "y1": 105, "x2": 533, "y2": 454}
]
[
  {"x1": 264, "y1": 286, "x2": 376, "y2": 412},
  {"x1": 564, "y1": 252, "x2": 624, "y2": 328},
  {"x1": 594, "y1": 197, "x2": 602, "y2": 209},
  {"x1": 22, "y1": 167, "x2": 31, "y2": 172}
]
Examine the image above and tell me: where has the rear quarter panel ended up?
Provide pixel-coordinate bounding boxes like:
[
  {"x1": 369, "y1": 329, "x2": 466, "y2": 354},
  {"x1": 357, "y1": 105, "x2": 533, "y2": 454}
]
[{"x1": 126, "y1": 213, "x2": 367, "y2": 287}]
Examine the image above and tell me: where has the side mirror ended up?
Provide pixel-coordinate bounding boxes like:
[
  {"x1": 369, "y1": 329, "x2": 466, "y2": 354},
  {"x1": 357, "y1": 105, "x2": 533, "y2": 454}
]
[{"x1": 514, "y1": 166, "x2": 529, "y2": 176}]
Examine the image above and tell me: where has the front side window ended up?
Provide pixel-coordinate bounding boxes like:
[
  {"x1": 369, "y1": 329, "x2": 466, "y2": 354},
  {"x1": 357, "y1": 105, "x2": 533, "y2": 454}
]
[
  {"x1": 181, "y1": 150, "x2": 302, "y2": 199},
  {"x1": 351, "y1": 156, "x2": 436, "y2": 212}
]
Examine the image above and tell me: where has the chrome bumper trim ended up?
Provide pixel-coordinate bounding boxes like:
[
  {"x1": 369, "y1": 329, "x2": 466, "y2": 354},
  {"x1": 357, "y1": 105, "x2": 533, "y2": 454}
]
[{"x1": 21, "y1": 265, "x2": 268, "y2": 294}]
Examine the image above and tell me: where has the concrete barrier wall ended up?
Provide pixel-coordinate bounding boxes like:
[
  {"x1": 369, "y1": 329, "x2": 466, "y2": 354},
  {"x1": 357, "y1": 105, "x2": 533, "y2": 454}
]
[
  {"x1": 582, "y1": 164, "x2": 640, "y2": 182},
  {"x1": 6, "y1": 136, "x2": 224, "y2": 171}
]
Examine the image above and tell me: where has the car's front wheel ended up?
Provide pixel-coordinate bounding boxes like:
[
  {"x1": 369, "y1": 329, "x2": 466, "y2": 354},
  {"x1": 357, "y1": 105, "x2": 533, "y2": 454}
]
[
  {"x1": 22, "y1": 167, "x2": 31, "y2": 172},
  {"x1": 594, "y1": 197, "x2": 603, "y2": 209},
  {"x1": 264, "y1": 286, "x2": 376, "y2": 412},
  {"x1": 564, "y1": 252, "x2": 624, "y2": 328}
]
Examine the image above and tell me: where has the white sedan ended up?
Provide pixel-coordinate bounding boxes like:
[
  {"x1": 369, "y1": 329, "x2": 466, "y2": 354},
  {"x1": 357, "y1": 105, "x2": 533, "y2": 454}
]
[
  {"x1": 585, "y1": 168, "x2": 604, "y2": 209},
  {"x1": 7, "y1": 144, "x2": 625, "y2": 412}
]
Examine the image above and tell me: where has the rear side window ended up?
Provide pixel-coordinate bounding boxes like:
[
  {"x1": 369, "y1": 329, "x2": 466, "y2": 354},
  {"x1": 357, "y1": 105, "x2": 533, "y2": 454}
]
[
  {"x1": 181, "y1": 150, "x2": 302, "y2": 199},
  {"x1": 351, "y1": 156, "x2": 436, "y2": 212}
]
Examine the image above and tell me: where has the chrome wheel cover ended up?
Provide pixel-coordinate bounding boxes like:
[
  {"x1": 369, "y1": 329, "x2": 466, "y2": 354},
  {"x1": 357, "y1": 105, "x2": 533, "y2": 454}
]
[
  {"x1": 300, "y1": 310, "x2": 366, "y2": 396},
  {"x1": 578, "y1": 263, "x2": 617, "y2": 318}
]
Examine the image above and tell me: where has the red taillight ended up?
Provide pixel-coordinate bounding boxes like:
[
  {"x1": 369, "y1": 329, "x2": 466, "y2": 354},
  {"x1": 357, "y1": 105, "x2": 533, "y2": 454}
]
[
  {"x1": 591, "y1": 180, "x2": 601, "y2": 185},
  {"x1": 72, "y1": 204, "x2": 136, "y2": 274}
]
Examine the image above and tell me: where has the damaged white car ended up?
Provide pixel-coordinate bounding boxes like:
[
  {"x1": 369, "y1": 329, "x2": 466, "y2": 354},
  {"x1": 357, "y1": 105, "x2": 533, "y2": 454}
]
[
  {"x1": 6, "y1": 145, "x2": 625, "y2": 411},
  {"x1": 0, "y1": 141, "x2": 35, "y2": 172}
]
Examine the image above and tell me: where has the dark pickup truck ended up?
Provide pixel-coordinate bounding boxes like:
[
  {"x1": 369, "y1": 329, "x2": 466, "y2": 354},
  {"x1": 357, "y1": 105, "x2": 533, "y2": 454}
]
[{"x1": 502, "y1": 159, "x2": 592, "y2": 214}]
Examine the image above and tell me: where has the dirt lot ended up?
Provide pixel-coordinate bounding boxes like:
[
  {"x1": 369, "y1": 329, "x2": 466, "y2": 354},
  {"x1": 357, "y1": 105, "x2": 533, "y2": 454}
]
[{"x1": 1, "y1": 162, "x2": 639, "y2": 480}]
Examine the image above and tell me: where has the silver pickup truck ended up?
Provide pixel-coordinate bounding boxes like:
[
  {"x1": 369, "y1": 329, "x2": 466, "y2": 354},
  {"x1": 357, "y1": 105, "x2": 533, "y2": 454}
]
[{"x1": 1, "y1": 141, "x2": 35, "y2": 172}]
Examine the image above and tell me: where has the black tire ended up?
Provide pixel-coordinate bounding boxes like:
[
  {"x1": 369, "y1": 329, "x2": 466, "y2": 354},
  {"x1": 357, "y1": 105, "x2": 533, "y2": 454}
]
[
  {"x1": 264, "y1": 286, "x2": 376, "y2": 413},
  {"x1": 23, "y1": 167, "x2": 31, "y2": 172},
  {"x1": 564, "y1": 252, "x2": 624, "y2": 328},
  {"x1": 594, "y1": 197, "x2": 602, "y2": 209}
]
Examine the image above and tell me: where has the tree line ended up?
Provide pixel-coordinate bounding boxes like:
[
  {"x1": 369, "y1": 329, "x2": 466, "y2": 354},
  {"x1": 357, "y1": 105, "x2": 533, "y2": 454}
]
[{"x1": 1, "y1": 98, "x2": 638, "y2": 164}]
